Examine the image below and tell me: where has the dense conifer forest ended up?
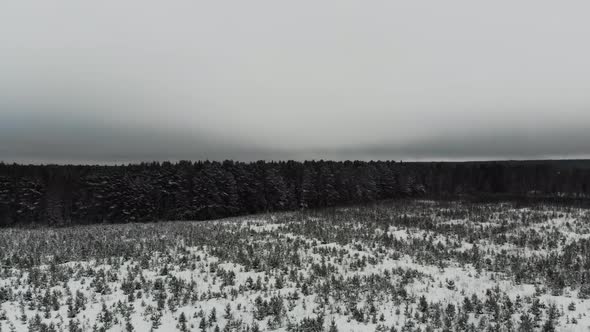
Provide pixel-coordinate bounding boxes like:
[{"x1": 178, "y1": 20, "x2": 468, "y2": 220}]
[{"x1": 1, "y1": 160, "x2": 589, "y2": 226}]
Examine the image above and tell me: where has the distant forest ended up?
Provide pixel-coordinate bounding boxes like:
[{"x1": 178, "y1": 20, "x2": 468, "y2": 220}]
[{"x1": 1, "y1": 159, "x2": 589, "y2": 226}]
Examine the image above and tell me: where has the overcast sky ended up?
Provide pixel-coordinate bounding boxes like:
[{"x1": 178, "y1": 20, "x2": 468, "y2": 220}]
[{"x1": 1, "y1": 1, "x2": 590, "y2": 164}]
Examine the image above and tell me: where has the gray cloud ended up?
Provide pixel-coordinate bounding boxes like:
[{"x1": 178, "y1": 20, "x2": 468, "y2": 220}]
[
  {"x1": 321, "y1": 128, "x2": 590, "y2": 161},
  {"x1": 1, "y1": 1, "x2": 590, "y2": 163}
]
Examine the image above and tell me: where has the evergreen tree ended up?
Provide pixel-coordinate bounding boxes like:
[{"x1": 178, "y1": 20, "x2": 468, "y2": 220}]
[
  {"x1": 178, "y1": 312, "x2": 188, "y2": 332},
  {"x1": 328, "y1": 319, "x2": 338, "y2": 332}
]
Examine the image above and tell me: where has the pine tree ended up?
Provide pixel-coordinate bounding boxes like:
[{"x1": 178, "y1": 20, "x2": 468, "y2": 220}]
[
  {"x1": 529, "y1": 298, "x2": 543, "y2": 326},
  {"x1": 67, "y1": 300, "x2": 76, "y2": 319},
  {"x1": 418, "y1": 295, "x2": 429, "y2": 313},
  {"x1": 264, "y1": 167, "x2": 288, "y2": 210},
  {"x1": 328, "y1": 319, "x2": 338, "y2": 332},
  {"x1": 209, "y1": 307, "x2": 217, "y2": 326},
  {"x1": 301, "y1": 165, "x2": 318, "y2": 208},
  {"x1": 224, "y1": 304, "x2": 232, "y2": 320},
  {"x1": 275, "y1": 275, "x2": 284, "y2": 289},
  {"x1": 446, "y1": 279, "x2": 456, "y2": 290},
  {"x1": 68, "y1": 319, "x2": 81, "y2": 332},
  {"x1": 178, "y1": 312, "x2": 188, "y2": 332},
  {"x1": 542, "y1": 319, "x2": 555, "y2": 332},
  {"x1": 567, "y1": 302, "x2": 576, "y2": 311},
  {"x1": 518, "y1": 314, "x2": 534, "y2": 332},
  {"x1": 125, "y1": 318, "x2": 134, "y2": 332}
]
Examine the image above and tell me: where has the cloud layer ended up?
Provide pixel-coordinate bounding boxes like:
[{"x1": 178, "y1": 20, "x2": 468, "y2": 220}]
[{"x1": 1, "y1": 1, "x2": 590, "y2": 163}]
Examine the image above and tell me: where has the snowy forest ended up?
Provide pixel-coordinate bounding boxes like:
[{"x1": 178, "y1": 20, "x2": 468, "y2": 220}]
[
  {"x1": 1, "y1": 200, "x2": 590, "y2": 332},
  {"x1": 1, "y1": 160, "x2": 590, "y2": 226},
  {"x1": 2, "y1": 161, "x2": 590, "y2": 331}
]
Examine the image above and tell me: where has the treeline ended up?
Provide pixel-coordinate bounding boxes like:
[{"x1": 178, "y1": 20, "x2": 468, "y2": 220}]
[
  {"x1": 1, "y1": 159, "x2": 590, "y2": 226},
  {"x1": 0, "y1": 160, "x2": 423, "y2": 226},
  {"x1": 412, "y1": 160, "x2": 590, "y2": 197}
]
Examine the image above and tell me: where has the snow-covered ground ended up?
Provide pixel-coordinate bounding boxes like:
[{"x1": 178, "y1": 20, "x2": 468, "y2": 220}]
[{"x1": 0, "y1": 200, "x2": 589, "y2": 331}]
